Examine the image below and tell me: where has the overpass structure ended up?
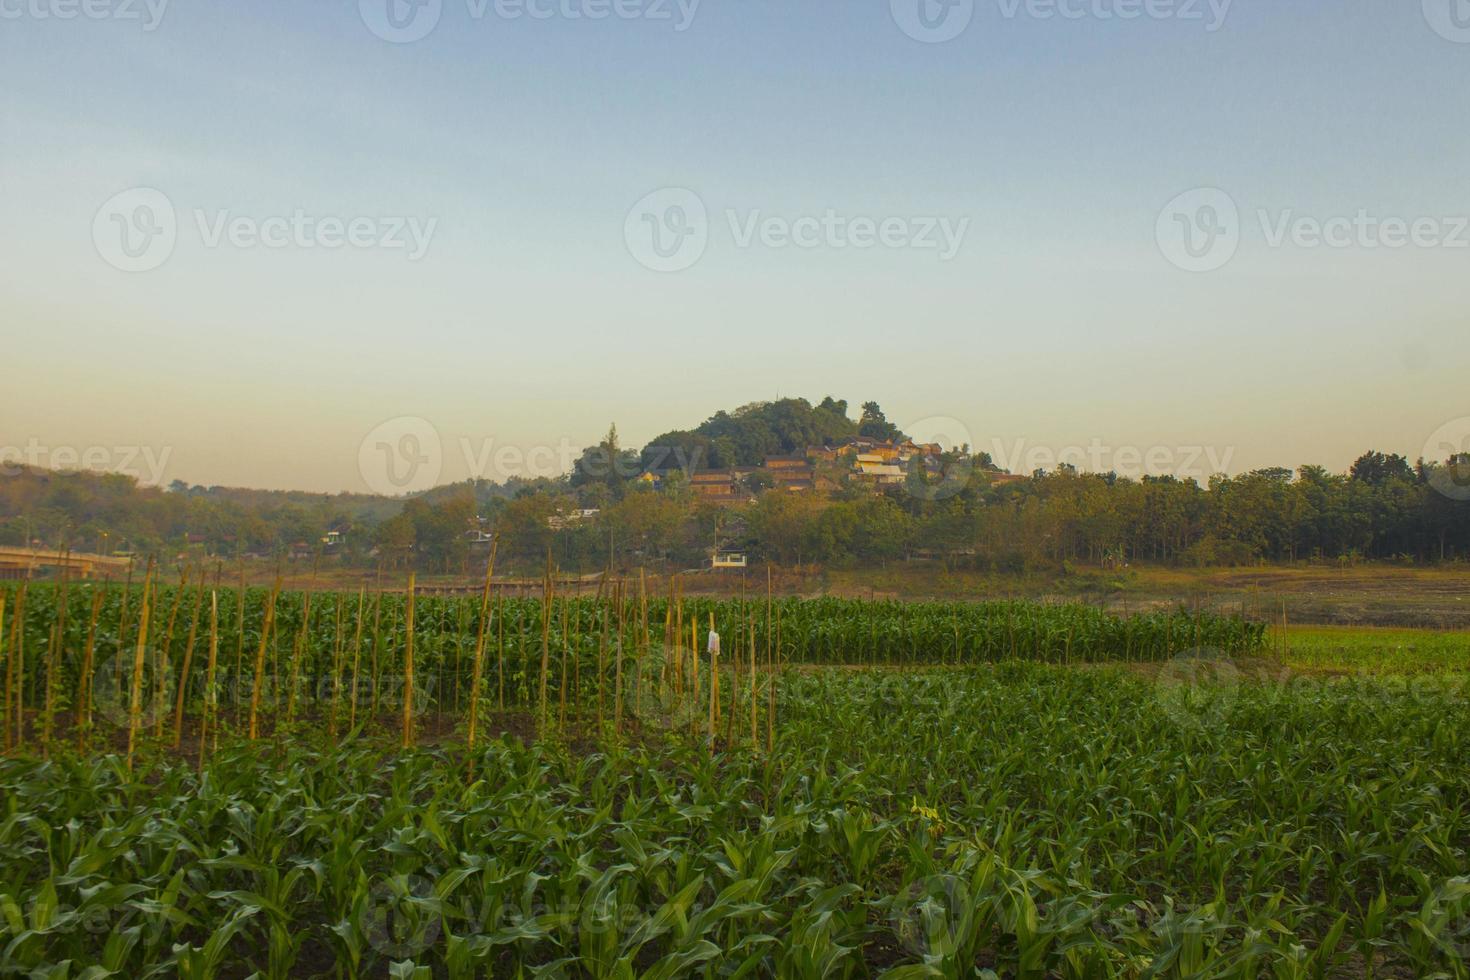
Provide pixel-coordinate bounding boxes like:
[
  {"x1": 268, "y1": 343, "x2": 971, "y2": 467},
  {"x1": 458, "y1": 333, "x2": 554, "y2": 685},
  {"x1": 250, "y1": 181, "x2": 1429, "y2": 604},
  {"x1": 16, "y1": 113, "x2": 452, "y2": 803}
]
[{"x1": 0, "y1": 548, "x2": 134, "y2": 580}]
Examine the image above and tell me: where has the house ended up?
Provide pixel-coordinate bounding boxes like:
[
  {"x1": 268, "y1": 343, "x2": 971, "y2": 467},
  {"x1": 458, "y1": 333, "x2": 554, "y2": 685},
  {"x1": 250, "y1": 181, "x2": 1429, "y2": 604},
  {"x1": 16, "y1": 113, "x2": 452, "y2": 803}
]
[
  {"x1": 762, "y1": 454, "x2": 817, "y2": 491},
  {"x1": 690, "y1": 470, "x2": 737, "y2": 497},
  {"x1": 870, "y1": 444, "x2": 903, "y2": 462},
  {"x1": 856, "y1": 461, "x2": 904, "y2": 485},
  {"x1": 688, "y1": 471, "x2": 753, "y2": 505},
  {"x1": 831, "y1": 437, "x2": 875, "y2": 458},
  {"x1": 711, "y1": 551, "x2": 748, "y2": 569}
]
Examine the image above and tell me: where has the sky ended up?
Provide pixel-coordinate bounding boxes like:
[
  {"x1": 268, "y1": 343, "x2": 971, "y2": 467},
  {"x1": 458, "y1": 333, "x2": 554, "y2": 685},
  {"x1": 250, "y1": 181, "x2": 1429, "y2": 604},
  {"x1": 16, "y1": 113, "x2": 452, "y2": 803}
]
[{"x1": 2, "y1": 0, "x2": 1468, "y2": 494}]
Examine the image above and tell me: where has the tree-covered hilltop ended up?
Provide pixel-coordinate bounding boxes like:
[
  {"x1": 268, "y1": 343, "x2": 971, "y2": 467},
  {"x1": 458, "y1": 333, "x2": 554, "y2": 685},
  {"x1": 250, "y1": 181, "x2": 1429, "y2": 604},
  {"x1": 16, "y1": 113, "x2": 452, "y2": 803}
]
[{"x1": 639, "y1": 396, "x2": 875, "y2": 473}]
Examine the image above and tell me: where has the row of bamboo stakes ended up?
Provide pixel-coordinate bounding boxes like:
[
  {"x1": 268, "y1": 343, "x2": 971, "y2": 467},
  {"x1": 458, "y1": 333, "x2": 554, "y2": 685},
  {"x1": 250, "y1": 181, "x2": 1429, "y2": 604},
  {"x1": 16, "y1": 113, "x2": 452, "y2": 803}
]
[{"x1": 0, "y1": 538, "x2": 787, "y2": 776}]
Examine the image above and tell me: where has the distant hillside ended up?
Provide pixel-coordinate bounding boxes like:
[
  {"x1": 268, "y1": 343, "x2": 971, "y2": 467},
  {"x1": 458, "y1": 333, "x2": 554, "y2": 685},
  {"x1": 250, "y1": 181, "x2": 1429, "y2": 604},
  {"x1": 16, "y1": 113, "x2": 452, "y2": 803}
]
[
  {"x1": 6, "y1": 397, "x2": 1464, "y2": 573},
  {"x1": 0, "y1": 396, "x2": 897, "y2": 553},
  {"x1": 0, "y1": 465, "x2": 399, "y2": 556}
]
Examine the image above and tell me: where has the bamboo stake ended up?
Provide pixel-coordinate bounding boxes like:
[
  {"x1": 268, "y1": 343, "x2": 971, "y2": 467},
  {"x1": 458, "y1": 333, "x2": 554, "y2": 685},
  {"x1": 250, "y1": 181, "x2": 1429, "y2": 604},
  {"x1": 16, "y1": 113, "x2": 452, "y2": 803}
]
[
  {"x1": 77, "y1": 588, "x2": 104, "y2": 752},
  {"x1": 171, "y1": 579, "x2": 206, "y2": 748},
  {"x1": 286, "y1": 587, "x2": 314, "y2": 724},
  {"x1": 496, "y1": 592, "x2": 505, "y2": 712},
  {"x1": 125, "y1": 563, "x2": 155, "y2": 772},
  {"x1": 466, "y1": 537, "x2": 498, "y2": 776},
  {"x1": 402, "y1": 572, "x2": 416, "y2": 749},
  {"x1": 707, "y1": 612, "x2": 718, "y2": 750},
  {"x1": 199, "y1": 592, "x2": 219, "y2": 772},
  {"x1": 247, "y1": 576, "x2": 281, "y2": 740},
  {"x1": 115, "y1": 563, "x2": 133, "y2": 697}
]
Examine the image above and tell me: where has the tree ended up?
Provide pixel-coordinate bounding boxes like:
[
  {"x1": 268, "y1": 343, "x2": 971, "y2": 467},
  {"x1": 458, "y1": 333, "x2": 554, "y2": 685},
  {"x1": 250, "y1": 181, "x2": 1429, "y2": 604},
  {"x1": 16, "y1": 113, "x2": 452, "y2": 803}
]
[
  {"x1": 407, "y1": 494, "x2": 476, "y2": 570},
  {"x1": 1350, "y1": 451, "x2": 1414, "y2": 487},
  {"x1": 605, "y1": 489, "x2": 685, "y2": 564},
  {"x1": 748, "y1": 492, "x2": 825, "y2": 565},
  {"x1": 375, "y1": 511, "x2": 416, "y2": 568},
  {"x1": 498, "y1": 493, "x2": 558, "y2": 564},
  {"x1": 641, "y1": 430, "x2": 714, "y2": 476},
  {"x1": 858, "y1": 402, "x2": 903, "y2": 442},
  {"x1": 571, "y1": 424, "x2": 639, "y2": 501}
]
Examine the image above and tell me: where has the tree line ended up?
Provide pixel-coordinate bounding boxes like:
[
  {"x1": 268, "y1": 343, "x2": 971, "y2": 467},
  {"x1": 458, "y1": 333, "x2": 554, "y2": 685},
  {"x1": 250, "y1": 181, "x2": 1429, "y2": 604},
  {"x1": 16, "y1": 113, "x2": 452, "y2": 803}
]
[{"x1": 3, "y1": 447, "x2": 1467, "y2": 574}]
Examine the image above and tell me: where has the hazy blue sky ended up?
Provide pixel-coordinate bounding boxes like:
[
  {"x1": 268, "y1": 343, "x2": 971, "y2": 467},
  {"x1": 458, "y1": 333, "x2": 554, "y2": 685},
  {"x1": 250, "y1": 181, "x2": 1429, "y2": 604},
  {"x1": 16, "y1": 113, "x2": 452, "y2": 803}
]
[{"x1": 3, "y1": 0, "x2": 1468, "y2": 492}]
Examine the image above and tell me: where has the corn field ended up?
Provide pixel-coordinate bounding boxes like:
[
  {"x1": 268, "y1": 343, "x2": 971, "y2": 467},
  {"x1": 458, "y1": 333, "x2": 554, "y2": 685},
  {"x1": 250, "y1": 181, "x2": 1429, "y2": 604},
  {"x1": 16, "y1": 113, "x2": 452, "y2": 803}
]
[
  {"x1": 1, "y1": 662, "x2": 1467, "y2": 977},
  {"x1": 15, "y1": 569, "x2": 1469, "y2": 978},
  {"x1": 0, "y1": 574, "x2": 1265, "y2": 760}
]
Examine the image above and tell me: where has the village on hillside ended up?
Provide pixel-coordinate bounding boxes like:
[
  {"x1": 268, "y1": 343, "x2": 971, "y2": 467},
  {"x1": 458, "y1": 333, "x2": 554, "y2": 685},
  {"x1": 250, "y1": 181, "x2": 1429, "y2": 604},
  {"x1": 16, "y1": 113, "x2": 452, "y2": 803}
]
[
  {"x1": 675, "y1": 436, "x2": 1020, "y2": 504},
  {"x1": 524, "y1": 434, "x2": 1028, "y2": 570}
]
